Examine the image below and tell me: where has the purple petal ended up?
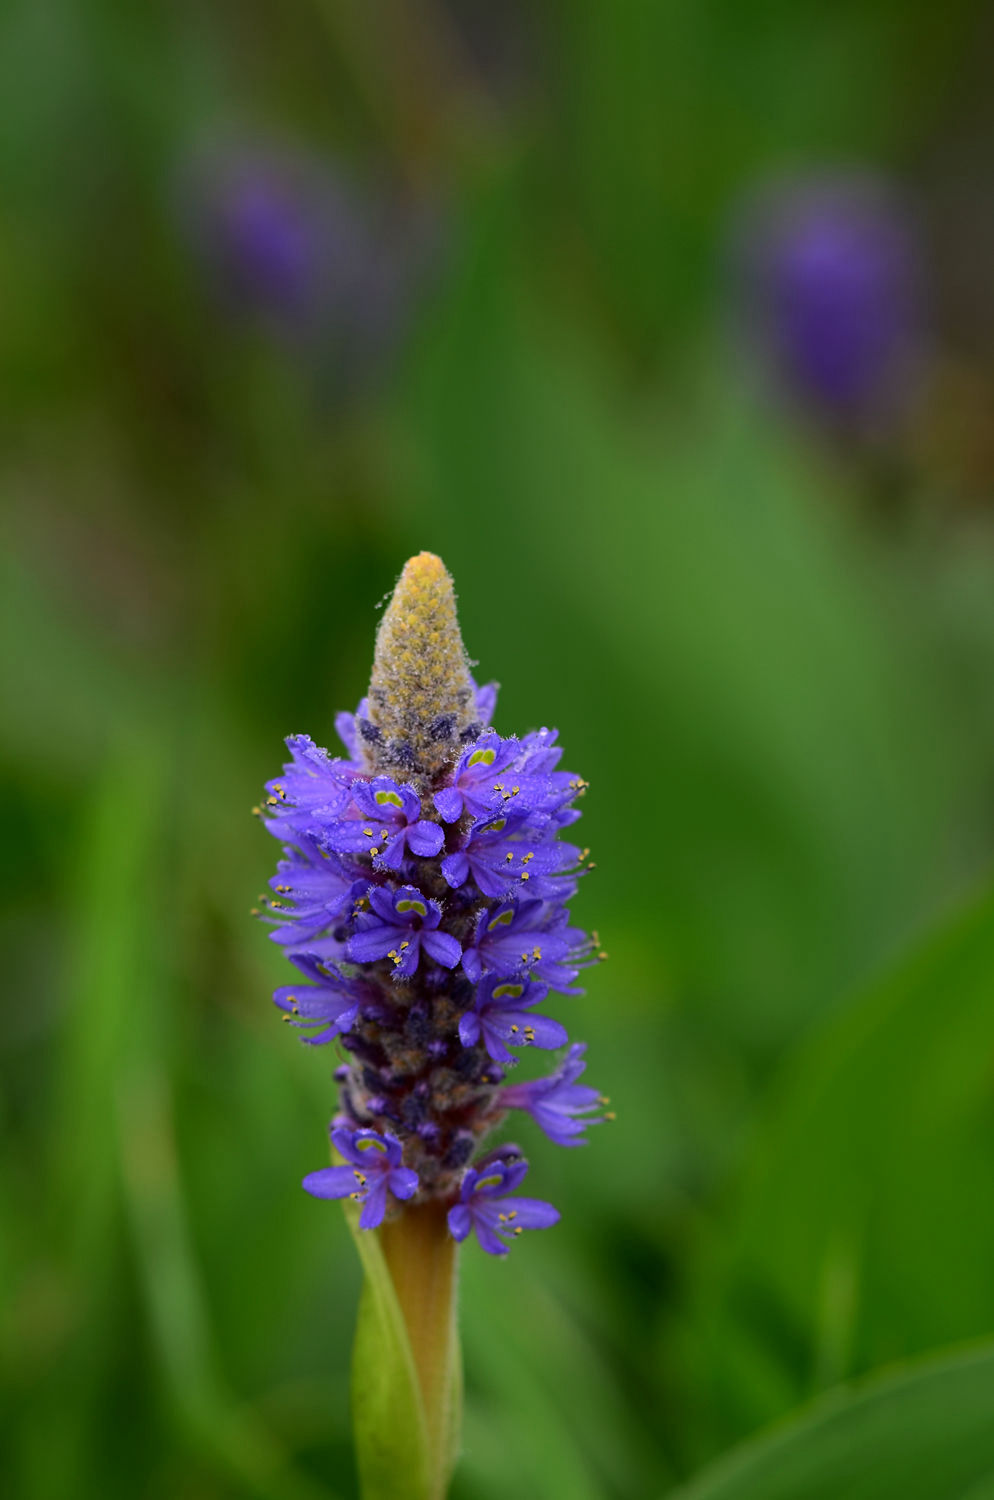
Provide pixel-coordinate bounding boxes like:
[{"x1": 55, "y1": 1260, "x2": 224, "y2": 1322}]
[
  {"x1": 473, "y1": 1214, "x2": 510, "y2": 1256},
  {"x1": 388, "y1": 1166, "x2": 419, "y2": 1200},
  {"x1": 358, "y1": 1179, "x2": 389, "y2": 1230},
  {"x1": 441, "y1": 851, "x2": 470, "y2": 889},
  {"x1": 376, "y1": 831, "x2": 408, "y2": 871},
  {"x1": 458, "y1": 1011, "x2": 482, "y2": 1048},
  {"x1": 323, "y1": 821, "x2": 375, "y2": 854},
  {"x1": 335, "y1": 711, "x2": 358, "y2": 758},
  {"x1": 433, "y1": 786, "x2": 464, "y2": 823},
  {"x1": 331, "y1": 1127, "x2": 366, "y2": 1165},
  {"x1": 471, "y1": 861, "x2": 515, "y2": 900},
  {"x1": 516, "y1": 1013, "x2": 569, "y2": 1050},
  {"x1": 479, "y1": 1019, "x2": 516, "y2": 1065},
  {"x1": 407, "y1": 820, "x2": 445, "y2": 858},
  {"x1": 447, "y1": 1204, "x2": 472, "y2": 1242},
  {"x1": 475, "y1": 681, "x2": 498, "y2": 724},
  {"x1": 347, "y1": 927, "x2": 399, "y2": 964},
  {"x1": 302, "y1": 1165, "x2": 358, "y2": 1199},
  {"x1": 501, "y1": 1196, "x2": 560, "y2": 1230},
  {"x1": 421, "y1": 929, "x2": 462, "y2": 969},
  {"x1": 391, "y1": 937, "x2": 422, "y2": 978},
  {"x1": 368, "y1": 885, "x2": 400, "y2": 921}
]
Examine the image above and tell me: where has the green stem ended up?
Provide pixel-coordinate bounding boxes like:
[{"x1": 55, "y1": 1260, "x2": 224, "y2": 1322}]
[{"x1": 379, "y1": 1204, "x2": 461, "y2": 1499}]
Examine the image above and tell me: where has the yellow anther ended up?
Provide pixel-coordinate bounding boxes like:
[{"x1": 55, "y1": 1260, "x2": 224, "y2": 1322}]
[
  {"x1": 251, "y1": 805, "x2": 262, "y2": 817},
  {"x1": 507, "y1": 1210, "x2": 518, "y2": 1220},
  {"x1": 510, "y1": 1024, "x2": 519, "y2": 1033},
  {"x1": 513, "y1": 1226, "x2": 522, "y2": 1235},
  {"x1": 532, "y1": 946, "x2": 542, "y2": 961},
  {"x1": 604, "y1": 1111, "x2": 617, "y2": 1121},
  {"x1": 363, "y1": 827, "x2": 374, "y2": 837}
]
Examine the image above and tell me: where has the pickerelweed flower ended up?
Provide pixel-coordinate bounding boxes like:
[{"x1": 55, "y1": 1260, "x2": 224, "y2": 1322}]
[
  {"x1": 446, "y1": 1146, "x2": 559, "y2": 1256},
  {"x1": 183, "y1": 142, "x2": 445, "y2": 386},
  {"x1": 257, "y1": 552, "x2": 606, "y2": 1254},
  {"x1": 735, "y1": 171, "x2": 921, "y2": 429},
  {"x1": 303, "y1": 1127, "x2": 419, "y2": 1230}
]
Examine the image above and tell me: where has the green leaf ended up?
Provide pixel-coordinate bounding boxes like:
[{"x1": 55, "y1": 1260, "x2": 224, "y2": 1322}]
[
  {"x1": 346, "y1": 1206, "x2": 432, "y2": 1500},
  {"x1": 678, "y1": 885, "x2": 994, "y2": 1456},
  {"x1": 671, "y1": 1341, "x2": 994, "y2": 1500}
]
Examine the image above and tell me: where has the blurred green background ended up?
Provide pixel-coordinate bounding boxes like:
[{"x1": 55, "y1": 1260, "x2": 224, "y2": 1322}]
[{"x1": 7, "y1": 3, "x2": 994, "y2": 1497}]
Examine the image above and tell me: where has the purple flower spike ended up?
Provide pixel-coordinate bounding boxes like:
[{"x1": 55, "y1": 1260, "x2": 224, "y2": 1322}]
[
  {"x1": 458, "y1": 975, "x2": 567, "y2": 1065},
  {"x1": 447, "y1": 1151, "x2": 559, "y2": 1255},
  {"x1": 258, "y1": 554, "x2": 605, "y2": 1245},
  {"x1": 347, "y1": 884, "x2": 461, "y2": 978},
  {"x1": 303, "y1": 1127, "x2": 419, "y2": 1230},
  {"x1": 500, "y1": 1042, "x2": 605, "y2": 1146}
]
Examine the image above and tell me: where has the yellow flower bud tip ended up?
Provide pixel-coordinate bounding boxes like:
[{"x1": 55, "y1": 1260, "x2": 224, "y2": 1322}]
[{"x1": 363, "y1": 552, "x2": 478, "y2": 784}]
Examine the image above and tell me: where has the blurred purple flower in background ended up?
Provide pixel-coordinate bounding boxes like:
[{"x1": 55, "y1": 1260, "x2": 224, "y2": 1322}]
[
  {"x1": 181, "y1": 140, "x2": 444, "y2": 386},
  {"x1": 736, "y1": 172, "x2": 924, "y2": 431}
]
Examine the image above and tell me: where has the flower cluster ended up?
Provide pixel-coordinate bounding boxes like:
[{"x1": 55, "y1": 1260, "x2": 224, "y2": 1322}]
[{"x1": 257, "y1": 553, "x2": 607, "y2": 1254}]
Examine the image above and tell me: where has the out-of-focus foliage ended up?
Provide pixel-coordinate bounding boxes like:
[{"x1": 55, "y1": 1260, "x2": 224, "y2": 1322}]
[
  {"x1": 4, "y1": 1, "x2": 994, "y2": 1497},
  {"x1": 672, "y1": 1342, "x2": 994, "y2": 1500}
]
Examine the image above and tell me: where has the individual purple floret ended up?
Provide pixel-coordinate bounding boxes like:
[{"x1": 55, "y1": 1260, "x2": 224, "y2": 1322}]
[
  {"x1": 303, "y1": 1128, "x2": 419, "y2": 1230},
  {"x1": 264, "y1": 847, "x2": 367, "y2": 946},
  {"x1": 257, "y1": 553, "x2": 606, "y2": 1237},
  {"x1": 500, "y1": 1043, "x2": 605, "y2": 1146},
  {"x1": 458, "y1": 975, "x2": 567, "y2": 1065},
  {"x1": 433, "y1": 732, "x2": 519, "y2": 823},
  {"x1": 325, "y1": 776, "x2": 445, "y2": 870},
  {"x1": 461, "y1": 898, "x2": 592, "y2": 992},
  {"x1": 347, "y1": 885, "x2": 462, "y2": 978},
  {"x1": 273, "y1": 952, "x2": 367, "y2": 1044},
  {"x1": 447, "y1": 1149, "x2": 559, "y2": 1256},
  {"x1": 441, "y1": 811, "x2": 582, "y2": 901},
  {"x1": 264, "y1": 734, "x2": 354, "y2": 821}
]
